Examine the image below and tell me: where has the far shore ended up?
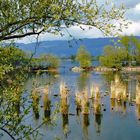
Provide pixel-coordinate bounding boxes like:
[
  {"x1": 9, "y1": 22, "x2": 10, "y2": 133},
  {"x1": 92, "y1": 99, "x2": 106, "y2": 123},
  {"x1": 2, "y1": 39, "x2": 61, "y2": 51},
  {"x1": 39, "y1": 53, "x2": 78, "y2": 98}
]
[
  {"x1": 27, "y1": 66, "x2": 140, "y2": 73},
  {"x1": 71, "y1": 66, "x2": 140, "y2": 72}
]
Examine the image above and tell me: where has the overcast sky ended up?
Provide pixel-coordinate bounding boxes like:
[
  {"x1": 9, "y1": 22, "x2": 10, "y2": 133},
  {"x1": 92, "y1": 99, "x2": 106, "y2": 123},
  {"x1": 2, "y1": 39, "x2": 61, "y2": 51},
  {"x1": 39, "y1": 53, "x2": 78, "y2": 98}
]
[{"x1": 17, "y1": 0, "x2": 140, "y2": 43}]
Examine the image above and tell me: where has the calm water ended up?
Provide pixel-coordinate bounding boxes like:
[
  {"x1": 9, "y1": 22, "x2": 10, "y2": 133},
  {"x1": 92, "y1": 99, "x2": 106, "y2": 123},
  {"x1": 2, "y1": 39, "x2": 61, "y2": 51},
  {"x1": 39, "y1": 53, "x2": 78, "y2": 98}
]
[{"x1": 2, "y1": 60, "x2": 140, "y2": 140}]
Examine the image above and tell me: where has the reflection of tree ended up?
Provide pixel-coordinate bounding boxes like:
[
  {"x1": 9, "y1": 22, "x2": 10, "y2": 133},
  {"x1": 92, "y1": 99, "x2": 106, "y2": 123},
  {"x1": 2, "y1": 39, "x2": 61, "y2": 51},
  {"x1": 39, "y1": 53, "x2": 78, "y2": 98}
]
[
  {"x1": 76, "y1": 71, "x2": 91, "y2": 138},
  {"x1": 110, "y1": 74, "x2": 127, "y2": 101},
  {"x1": 0, "y1": 71, "x2": 39, "y2": 139},
  {"x1": 83, "y1": 114, "x2": 90, "y2": 140},
  {"x1": 102, "y1": 71, "x2": 116, "y2": 84},
  {"x1": 95, "y1": 114, "x2": 102, "y2": 134},
  {"x1": 43, "y1": 94, "x2": 51, "y2": 122},
  {"x1": 110, "y1": 98, "x2": 115, "y2": 110},
  {"x1": 0, "y1": 70, "x2": 61, "y2": 140},
  {"x1": 32, "y1": 90, "x2": 40, "y2": 119},
  {"x1": 60, "y1": 83, "x2": 69, "y2": 138},
  {"x1": 61, "y1": 99, "x2": 69, "y2": 138},
  {"x1": 122, "y1": 101, "x2": 127, "y2": 114},
  {"x1": 32, "y1": 83, "x2": 52, "y2": 124},
  {"x1": 92, "y1": 88, "x2": 102, "y2": 135},
  {"x1": 75, "y1": 93, "x2": 82, "y2": 116},
  {"x1": 110, "y1": 74, "x2": 127, "y2": 114},
  {"x1": 62, "y1": 114, "x2": 69, "y2": 138},
  {"x1": 81, "y1": 88, "x2": 90, "y2": 115},
  {"x1": 81, "y1": 89, "x2": 90, "y2": 140},
  {"x1": 136, "y1": 105, "x2": 140, "y2": 120},
  {"x1": 136, "y1": 82, "x2": 140, "y2": 105},
  {"x1": 75, "y1": 87, "x2": 90, "y2": 139},
  {"x1": 116, "y1": 100, "x2": 122, "y2": 112},
  {"x1": 29, "y1": 72, "x2": 59, "y2": 89},
  {"x1": 135, "y1": 81, "x2": 140, "y2": 119},
  {"x1": 12, "y1": 87, "x2": 22, "y2": 117},
  {"x1": 77, "y1": 72, "x2": 90, "y2": 91}
]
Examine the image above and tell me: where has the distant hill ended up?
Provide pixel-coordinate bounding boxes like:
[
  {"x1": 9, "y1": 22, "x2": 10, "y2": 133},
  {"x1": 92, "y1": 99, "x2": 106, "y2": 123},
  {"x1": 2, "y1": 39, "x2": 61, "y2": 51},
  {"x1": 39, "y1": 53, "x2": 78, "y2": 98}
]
[{"x1": 16, "y1": 37, "x2": 140, "y2": 57}]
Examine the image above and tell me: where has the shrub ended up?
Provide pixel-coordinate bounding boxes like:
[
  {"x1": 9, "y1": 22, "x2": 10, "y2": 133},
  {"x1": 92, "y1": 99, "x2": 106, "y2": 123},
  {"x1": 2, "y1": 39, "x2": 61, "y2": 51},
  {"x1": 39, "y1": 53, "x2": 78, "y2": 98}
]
[{"x1": 76, "y1": 46, "x2": 92, "y2": 68}]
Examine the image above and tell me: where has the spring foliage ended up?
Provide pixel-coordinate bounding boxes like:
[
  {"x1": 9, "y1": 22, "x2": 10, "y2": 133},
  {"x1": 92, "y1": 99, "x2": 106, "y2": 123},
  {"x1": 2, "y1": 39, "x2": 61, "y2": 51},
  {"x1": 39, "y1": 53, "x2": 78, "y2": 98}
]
[
  {"x1": 76, "y1": 46, "x2": 92, "y2": 68},
  {"x1": 0, "y1": 45, "x2": 27, "y2": 79},
  {"x1": 100, "y1": 36, "x2": 140, "y2": 68},
  {"x1": 0, "y1": 0, "x2": 129, "y2": 41}
]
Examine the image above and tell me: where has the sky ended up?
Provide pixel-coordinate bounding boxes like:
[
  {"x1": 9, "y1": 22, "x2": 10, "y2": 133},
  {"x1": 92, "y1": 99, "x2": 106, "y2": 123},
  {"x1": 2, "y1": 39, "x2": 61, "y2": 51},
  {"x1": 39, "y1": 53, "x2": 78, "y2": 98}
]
[{"x1": 17, "y1": 0, "x2": 140, "y2": 43}]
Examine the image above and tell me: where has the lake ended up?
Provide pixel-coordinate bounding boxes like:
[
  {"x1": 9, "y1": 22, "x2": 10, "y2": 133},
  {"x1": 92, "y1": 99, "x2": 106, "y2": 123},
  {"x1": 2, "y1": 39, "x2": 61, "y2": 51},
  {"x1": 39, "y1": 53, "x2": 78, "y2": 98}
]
[{"x1": 1, "y1": 60, "x2": 140, "y2": 140}]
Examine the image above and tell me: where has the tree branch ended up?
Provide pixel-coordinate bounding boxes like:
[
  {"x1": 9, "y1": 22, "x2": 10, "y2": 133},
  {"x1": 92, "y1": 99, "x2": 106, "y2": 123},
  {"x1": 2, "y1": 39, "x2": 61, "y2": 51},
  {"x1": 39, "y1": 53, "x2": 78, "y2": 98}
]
[
  {"x1": 0, "y1": 128, "x2": 15, "y2": 140},
  {"x1": 1, "y1": 30, "x2": 44, "y2": 41}
]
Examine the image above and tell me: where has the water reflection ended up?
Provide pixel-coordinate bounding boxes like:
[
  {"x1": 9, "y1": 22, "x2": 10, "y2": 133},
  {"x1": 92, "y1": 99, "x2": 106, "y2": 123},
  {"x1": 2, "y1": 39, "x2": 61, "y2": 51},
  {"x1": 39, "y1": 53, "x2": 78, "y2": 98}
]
[
  {"x1": 75, "y1": 91, "x2": 82, "y2": 116},
  {"x1": 82, "y1": 88, "x2": 90, "y2": 139},
  {"x1": 32, "y1": 89, "x2": 40, "y2": 119},
  {"x1": 75, "y1": 81, "x2": 103, "y2": 138},
  {"x1": 110, "y1": 74, "x2": 127, "y2": 101},
  {"x1": 29, "y1": 71, "x2": 140, "y2": 139},
  {"x1": 60, "y1": 81, "x2": 69, "y2": 138},
  {"x1": 13, "y1": 87, "x2": 22, "y2": 116},
  {"x1": 135, "y1": 81, "x2": 140, "y2": 120},
  {"x1": 77, "y1": 72, "x2": 90, "y2": 91},
  {"x1": 92, "y1": 85, "x2": 102, "y2": 134},
  {"x1": 43, "y1": 93, "x2": 51, "y2": 122},
  {"x1": 2, "y1": 68, "x2": 140, "y2": 140},
  {"x1": 110, "y1": 74, "x2": 128, "y2": 115},
  {"x1": 0, "y1": 71, "x2": 38, "y2": 139},
  {"x1": 83, "y1": 114, "x2": 90, "y2": 140},
  {"x1": 136, "y1": 82, "x2": 140, "y2": 105},
  {"x1": 95, "y1": 114, "x2": 102, "y2": 134}
]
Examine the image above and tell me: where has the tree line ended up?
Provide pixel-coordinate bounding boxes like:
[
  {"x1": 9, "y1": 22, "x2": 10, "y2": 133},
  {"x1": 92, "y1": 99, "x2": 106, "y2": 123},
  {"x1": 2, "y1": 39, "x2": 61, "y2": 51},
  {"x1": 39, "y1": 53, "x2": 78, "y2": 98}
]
[{"x1": 75, "y1": 36, "x2": 140, "y2": 69}]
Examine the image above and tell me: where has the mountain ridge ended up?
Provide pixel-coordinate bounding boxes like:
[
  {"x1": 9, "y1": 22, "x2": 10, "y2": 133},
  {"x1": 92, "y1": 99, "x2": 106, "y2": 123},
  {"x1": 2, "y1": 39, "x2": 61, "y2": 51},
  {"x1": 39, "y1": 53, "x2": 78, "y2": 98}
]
[{"x1": 16, "y1": 37, "x2": 140, "y2": 57}]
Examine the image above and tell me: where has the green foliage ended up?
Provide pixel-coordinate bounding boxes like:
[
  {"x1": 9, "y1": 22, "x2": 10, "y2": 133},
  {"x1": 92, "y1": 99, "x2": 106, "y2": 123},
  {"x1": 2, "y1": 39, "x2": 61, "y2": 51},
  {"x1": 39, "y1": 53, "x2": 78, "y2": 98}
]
[
  {"x1": 70, "y1": 55, "x2": 76, "y2": 61},
  {"x1": 0, "y1": 46, "x2": 27, "y2": 66},
  {"x1": 119, "y1": 36, "x2": 140, "y2": 65},
  {"x1": 135, "y1": 40, "x2": 140, "y2": 64},
  {"x1": 45, "y1": 54, "x2": 60, "y2": 68},
  {"x1": 0, "y1": 70, "x2": 38, "y2": 140},
  {"x1": 100, "y1": 36, "x2": 140, "y2": 68},
  {"x1": 0, "y1": 45, "x2": 28, "y2": 79},
  {"x1": 76, "y1": 46, "x2": 92, "y2": 68},
  {"x1": 77, "y1": 72, "x2": 90, "y2": 91},
  {"x1": 0, "y1": 70, "x2": 60, "y2": 139},
  {"x1": 30, "y1": 54, "x2": 60, "y2": 69},
  {"x1": 99, "y1": 45, "x2": 127, "y2": 69},
  {"x1": 29, "y1": 57, "x2": 42, "y2": 69},
  {"x1": 0, "y1": 0, "x2": 128, "y2": 41}
]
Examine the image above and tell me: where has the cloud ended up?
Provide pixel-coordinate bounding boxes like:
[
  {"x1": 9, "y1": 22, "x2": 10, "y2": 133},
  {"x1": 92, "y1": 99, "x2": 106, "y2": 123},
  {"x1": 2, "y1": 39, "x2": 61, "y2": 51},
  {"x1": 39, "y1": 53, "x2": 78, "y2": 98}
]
[
  {"x1": 118, "y1": 0, "x2": 140, "y2": 8},
  {"x1": 16, "y1": 1, "x2": 140, "y2": 43},
  {"x1": 125, "y1": 3, "x2": 140, "y2": 22},
  {"x1": 135, "y1": 3, "x2": 140, "y2": 11},
  {"x1": 122, "y1": 20, "x2": 140, "y2": 36},
  {"x1": 17, "y1": 21, "x2": 140, "y2": 44},
  {"x1": 17, "y1": 25, "x2": 103, "y2": 44},
  {"x1": 64, "y1": 25, "x2": 103, "y2": 39}
]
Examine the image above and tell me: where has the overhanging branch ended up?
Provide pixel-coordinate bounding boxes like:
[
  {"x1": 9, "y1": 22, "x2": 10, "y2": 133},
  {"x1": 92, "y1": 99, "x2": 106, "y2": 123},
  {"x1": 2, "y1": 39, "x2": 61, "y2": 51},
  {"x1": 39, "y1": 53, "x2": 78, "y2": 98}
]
[{"x1": 1, "y1": 30, "x2": 44, "y2": 41}]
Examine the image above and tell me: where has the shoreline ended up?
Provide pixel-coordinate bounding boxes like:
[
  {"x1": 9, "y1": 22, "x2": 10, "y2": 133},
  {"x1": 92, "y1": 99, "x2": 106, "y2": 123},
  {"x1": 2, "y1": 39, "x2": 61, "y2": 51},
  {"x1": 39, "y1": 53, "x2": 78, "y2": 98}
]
[{"x1": 71, "y1": 66, "x2": 140, "y2": 72}]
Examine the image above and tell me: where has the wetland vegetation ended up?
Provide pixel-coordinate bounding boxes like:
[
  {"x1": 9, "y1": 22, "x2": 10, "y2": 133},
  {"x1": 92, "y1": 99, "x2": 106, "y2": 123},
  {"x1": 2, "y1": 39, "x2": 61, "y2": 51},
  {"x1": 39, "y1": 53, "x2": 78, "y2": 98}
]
[{"x1": 0, "y1": 0, "x2": 140, "y2": 140}]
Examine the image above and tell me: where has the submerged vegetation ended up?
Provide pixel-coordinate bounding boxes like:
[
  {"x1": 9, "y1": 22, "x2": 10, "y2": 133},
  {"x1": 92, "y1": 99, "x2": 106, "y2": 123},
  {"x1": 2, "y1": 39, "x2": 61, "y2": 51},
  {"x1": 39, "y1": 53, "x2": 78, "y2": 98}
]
[
  {"x1": 0, "y1": 45, "x2": 61, "y2": 139},
  {"x1": 1, "y1": 43, "x2": 140, "y2": 139},
  {"x1": 0, "y1": 0, "x2": 140, "y2": 139}
]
